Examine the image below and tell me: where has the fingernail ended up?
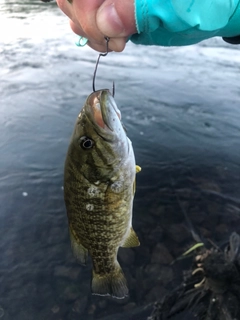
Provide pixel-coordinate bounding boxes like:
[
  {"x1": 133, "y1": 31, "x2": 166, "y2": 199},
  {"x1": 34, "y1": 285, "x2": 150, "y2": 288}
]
[{"x1": 97, "y1": 3, "x2": 125, "y2": 37}]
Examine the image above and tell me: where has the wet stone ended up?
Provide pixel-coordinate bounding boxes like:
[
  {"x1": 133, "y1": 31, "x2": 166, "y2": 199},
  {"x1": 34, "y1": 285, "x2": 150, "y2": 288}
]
[
  {"x1": 118, "y1": 248, "x2": 135, "y2": 265},
  {"x1": 0, "y1": 307, "x2": 4, "y2": 318},
  {"x1": 199, "y1": 180, "x2": 221, "y2": 193},
  {"x1": 199, "y1": 227, "x2": 211, "y2": 238},
  {"x1": 167, "y1": 223, "x2": 190, "y2": 243},
  {"x1": 128, "y1": 274, "x2": 138, "y2": 294},
  {"x1": 46, "y1": 226, "x2": 67, "y2": 245},
  {"x1": 53, "y1": 265, "x2": 81, "y2": 280},
  {"x1": 176, "y1": 185, "x2": 195, "y2": 194},
  {"x1": 50, "y1": 243, "x2": 68, "y2": 261},
  {"x1": 151, "y1": 243, "x2": 173, "y2": 265},
  {"x1": 149, "y1": 205, "x2": 165, "y2": 217},
  {"x1": 207, "y1": 202, "x2": 222, "y2": 217},
  {"x1": 145, "y1": 285, "x2": 168, "y2": 304},
  {"x1": 142, "y1": 275, "x2": 161, "y2": 293},
  {"x1": 22, "y1": 281, "x2": 37, "y2": 297},
  {"x1": 135, "y1": 245, "x2": 151, "y2": 265},
  {"x1": 146, "y1": 226, "x2": 164, "y2": 245},
  {"x1": 51, "y1": 305, "x2": 60, "y2": 314},
  {"x1": 122, "y1": 302, "x2": 137, "y2": 312},
  {"x1": 134, "y1": 267, "x2": 146, "y2": 300},
  {"x1": 161, "y1": 205, "x2": 184, "y2": 224},
  {"x1": 63, "y1": 284, "x2": 80, "y2": 301},
  {"x1": 215, "y1": 223, "x2": 229, "y2": 235},
  {"x1": 225, "y1": 204, "x2": 240, "y2": 221},
  {"x1": 189, "y1": 206, "x2": 206, "y2": 224},
  {"x1": 87, "y1": 303, "x2": 96, "y2": 315},
  {"x1": 159, "y1": 266, "x2": 174, "y2": 286},
  {"x1": 65, "y1": 247, "x2": 77, "y2": 264},
  {"x1": 72, "y1": 296, "x2": 88, "y2": 315},
  {"x1": 143, "y1": 265, "x2": 173, "y2": 290},
  {"x1": 36, "y1": 282, "x2": 55, "y2": 306},
  {"x1": 98, "y1": 299, "x2": 108, "y2": 309}
]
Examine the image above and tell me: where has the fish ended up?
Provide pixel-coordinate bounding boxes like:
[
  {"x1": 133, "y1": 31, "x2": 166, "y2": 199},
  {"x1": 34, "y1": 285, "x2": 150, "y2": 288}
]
[{"x1": 64, "y1": 89, "x2": 141, "y2": 299}]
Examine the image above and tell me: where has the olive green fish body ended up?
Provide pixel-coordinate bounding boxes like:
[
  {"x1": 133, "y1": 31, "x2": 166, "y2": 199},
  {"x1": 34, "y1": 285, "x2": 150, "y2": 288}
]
[{"x1": 64, "y1": 90, "x2": 140, "y2": 299}]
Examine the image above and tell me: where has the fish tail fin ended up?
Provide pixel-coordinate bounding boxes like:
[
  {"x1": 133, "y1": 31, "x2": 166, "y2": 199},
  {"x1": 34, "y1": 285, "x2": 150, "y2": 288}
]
[{"x1": 92, "y1": 262, "x2": 128, "y2": 299}]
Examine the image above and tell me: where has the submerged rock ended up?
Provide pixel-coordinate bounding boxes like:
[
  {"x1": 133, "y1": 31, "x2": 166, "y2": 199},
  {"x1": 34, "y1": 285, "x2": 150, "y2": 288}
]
[
  {"x1": 151, "y1": 243, "x2": 173, "y2": 265},
  {"x1": 0, "y1": 307, "x2": 4, "y2": 318}
]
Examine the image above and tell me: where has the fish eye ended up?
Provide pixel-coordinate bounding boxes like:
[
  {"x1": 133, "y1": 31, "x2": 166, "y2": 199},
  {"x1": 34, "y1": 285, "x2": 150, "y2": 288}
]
[{"x1": 79, "y1": 136, "x2": 94, "y2": 150}]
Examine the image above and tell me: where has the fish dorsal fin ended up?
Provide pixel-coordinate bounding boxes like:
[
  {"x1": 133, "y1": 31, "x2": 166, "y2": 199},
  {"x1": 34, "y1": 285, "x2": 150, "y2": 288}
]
[
  {"x1": 69, "y1": 227, "x2": 88, "y2": 265},
  {"x1": 122, "y1": 227, "x2": 140, "y2": 248}
]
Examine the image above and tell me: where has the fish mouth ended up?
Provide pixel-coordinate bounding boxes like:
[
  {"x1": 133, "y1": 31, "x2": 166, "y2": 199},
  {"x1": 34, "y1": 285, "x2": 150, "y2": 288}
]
[{"x1": 86, "y1": 89, "x2": 121, "y2": 132}]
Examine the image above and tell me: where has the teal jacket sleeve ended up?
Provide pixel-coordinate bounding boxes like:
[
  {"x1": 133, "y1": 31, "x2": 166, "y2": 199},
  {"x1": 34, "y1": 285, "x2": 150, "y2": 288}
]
[{"x1": 130, "y1": 0, "x2": 240, "y2": 46}]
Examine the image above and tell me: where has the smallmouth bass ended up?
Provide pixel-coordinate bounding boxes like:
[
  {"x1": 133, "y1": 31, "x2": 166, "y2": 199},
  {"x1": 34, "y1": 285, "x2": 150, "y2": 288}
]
[{"x1": 64, "y1": 89, "x2": 140, "y2": 299}]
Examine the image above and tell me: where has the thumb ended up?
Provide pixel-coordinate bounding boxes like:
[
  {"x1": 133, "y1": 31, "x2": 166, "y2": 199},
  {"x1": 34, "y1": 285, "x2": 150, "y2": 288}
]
[{"x1": 96, "y1": 0, "x2": 137, "y2": 38}]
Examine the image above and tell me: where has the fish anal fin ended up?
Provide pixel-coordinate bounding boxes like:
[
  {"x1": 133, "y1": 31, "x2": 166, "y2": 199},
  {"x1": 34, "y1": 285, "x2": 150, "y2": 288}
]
[
  {"x1": 92, "y1": 262, "x2": 128, "y2": 299},
  {"x1": 122, "y1": 227, "x2": 140, "y2": 248},
  {"x1": 69, "y1": 227, "x2": 88, "y2": 265}
]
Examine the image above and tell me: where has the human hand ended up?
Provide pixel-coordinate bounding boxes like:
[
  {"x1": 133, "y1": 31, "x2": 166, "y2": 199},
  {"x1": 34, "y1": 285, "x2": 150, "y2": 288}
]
[{"x1": 56, "y1": 0, "x2": 137, "y2": 52}]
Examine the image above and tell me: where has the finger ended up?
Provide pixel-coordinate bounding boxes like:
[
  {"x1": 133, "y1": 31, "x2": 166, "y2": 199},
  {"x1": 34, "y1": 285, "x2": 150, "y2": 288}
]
[
  {"x1": 97, "y1": 0, "x2": 137, "y2": 38},
  {"x1": 56, "y1": 0, "x2": 74, "y2": 21},
  {"x1": 87, "y1": 37, "x2": 127, "y2": 53},
  {"x1": 71, "y1": 0, "x2": 105, "y2": 43},
  {"x1": 70, "y1": 20, "x2": 127, "y2": 52},
  {"x1": 87, "y1": 41, "x2": 112, "y2": 53},
  {"x1": 108, "y1": 37, "x2": 127, "y2": 52},
  {"x1": 57, "y1": 0, "x2": 102, "y2": 40},
  {"x1": 58, "y1": 0, "x2": 130, "y2": 52},
  {"x1": 70, "y1": 20, "x2": 107, "y2": 51},
  {"x1": 70, "y1": 20, "x2": 88, "y2": 39}
]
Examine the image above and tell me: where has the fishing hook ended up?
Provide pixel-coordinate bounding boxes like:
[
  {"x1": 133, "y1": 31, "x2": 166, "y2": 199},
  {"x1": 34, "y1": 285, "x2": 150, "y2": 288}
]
[{"x1": 92, "y1": 37, "x2": 115, "y2": 97}]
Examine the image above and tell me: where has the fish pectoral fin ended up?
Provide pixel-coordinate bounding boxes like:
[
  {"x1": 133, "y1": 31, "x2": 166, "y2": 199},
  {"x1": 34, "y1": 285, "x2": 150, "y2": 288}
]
[
  {"x1": 133, "y1": 165, "x2": 141, "y2": 194},
  {"x1": 69, "y1": 227, "x2": 88, "y2": 265},
  {"x1": 136, "y1": 165, "x2": 141, "y2": 173},
  {"x1": 92, "y1": 261, "x2": 128, "y2": 299},
  {"x1": 121, "y1": 227, "x2": 140, "y2": 248}
]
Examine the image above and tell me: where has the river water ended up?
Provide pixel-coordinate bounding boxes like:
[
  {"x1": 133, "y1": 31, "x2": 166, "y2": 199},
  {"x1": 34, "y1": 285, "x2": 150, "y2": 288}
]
[{"x1": 0, "y1": 1, "x2": 240, "y2": 319}]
